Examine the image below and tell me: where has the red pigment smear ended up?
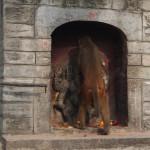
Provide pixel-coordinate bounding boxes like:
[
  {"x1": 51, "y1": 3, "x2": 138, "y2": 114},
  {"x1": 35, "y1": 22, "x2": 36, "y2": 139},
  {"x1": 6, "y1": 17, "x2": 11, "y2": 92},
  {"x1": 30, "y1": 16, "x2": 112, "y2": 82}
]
[
  {"x1": 88, "y1": 12, "x2": 95, "y2": 19},
  {"x1": 42, "y1": 41, "x2": 48, "y2": 49}
]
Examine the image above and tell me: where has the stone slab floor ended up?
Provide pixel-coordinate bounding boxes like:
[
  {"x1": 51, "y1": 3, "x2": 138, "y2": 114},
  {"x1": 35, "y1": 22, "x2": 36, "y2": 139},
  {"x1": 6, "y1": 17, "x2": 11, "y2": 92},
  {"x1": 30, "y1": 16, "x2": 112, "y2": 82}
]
[{"x1": 1, "y1": 127, "x2": 150, "y2": 150}]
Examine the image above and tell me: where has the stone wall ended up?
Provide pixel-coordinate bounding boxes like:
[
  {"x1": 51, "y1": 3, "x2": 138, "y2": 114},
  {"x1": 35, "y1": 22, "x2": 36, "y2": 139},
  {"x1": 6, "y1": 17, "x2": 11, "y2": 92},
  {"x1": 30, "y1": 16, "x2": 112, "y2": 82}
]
[
  {"x1": 2, "y1": 0, "x2": 51, "y2": 134},
  {"x1": 0, "y1": 0, "x2": 3, "y2": 133},
  {"x1": 1, "y1": 0, "x2": 150, "y2": 134}
]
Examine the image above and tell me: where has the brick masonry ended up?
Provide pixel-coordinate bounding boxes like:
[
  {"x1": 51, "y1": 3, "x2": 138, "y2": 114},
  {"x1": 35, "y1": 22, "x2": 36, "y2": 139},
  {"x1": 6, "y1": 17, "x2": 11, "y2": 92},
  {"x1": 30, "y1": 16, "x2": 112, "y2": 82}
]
[{"x1": 0, "y1": 0, "x2": 150, "y2": 135}]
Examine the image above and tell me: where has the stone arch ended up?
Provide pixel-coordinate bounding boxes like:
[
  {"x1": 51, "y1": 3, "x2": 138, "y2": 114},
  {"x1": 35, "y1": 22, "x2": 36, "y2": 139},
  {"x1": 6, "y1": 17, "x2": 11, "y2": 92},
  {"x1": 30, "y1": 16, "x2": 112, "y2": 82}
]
[{"x1": 51, "y1": 20, "x2": 128, "y2": 127}]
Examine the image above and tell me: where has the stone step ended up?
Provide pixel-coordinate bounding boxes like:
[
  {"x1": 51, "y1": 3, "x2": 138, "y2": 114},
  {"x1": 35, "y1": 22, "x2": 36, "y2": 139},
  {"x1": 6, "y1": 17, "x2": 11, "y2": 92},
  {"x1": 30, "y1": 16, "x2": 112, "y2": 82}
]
[{"x1": 2, "y1": 130, "x2": 150, "y2": 150}]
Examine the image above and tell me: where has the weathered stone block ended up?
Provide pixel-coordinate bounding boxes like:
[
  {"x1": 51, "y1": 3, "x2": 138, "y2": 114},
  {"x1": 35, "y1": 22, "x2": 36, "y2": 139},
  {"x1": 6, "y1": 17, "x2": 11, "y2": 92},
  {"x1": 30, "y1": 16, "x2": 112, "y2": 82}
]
[
  {"x1": 1, "y1": 77, "x2": 34, "y2": 102},
  {"x1": 128, "y1": 79, "x2": 141, "y2": 129},
  {"x1": 143, "y1": 12, "x2": 150, "y2": 41},
  {"x1": 40, "y1": 0, "x2": 112, "y2": 8},
  {"x1": 128, "y1": 66, "x2": 150, "y2": 79},
  {"x1": 0, "y1": 66, "x2": 3, "y2": 78},
  {"x1": 2, "y1": 86, "x2": 34, "y2": 102},
  {"x1": 3, "y1": 102, "x2": 33, "y2": 118},
  {"x1": 0, "y1": 103, "x2": 2, "y2": 115},
  {"x1": 0, "y1": 0, "x2": 2, "y2": 40},
  {"x1": 142, "y1": 54, "x2": 150, "y2": 66},
  {"x1": 112, "y1": 0, "x2": 125, "y2": 10},
  {"x1": 4, "y1": 65, "x2": 51, "y2": 78},
  {"x1": 4, "y1": 0, "x2": 41, "y2": 4},
  {"x1": 35, "y1": 6, "x2": 142, "y2": 40},
  {"x1": 4, "y1": 23, "x2": 34, "y2": 38},
  {"x1": 36, "y1": 52, "x2": 51, "y2": 65},
  {"x1": 34, "y1": 78, "x2": 50, "y2": 133},
  {"x1": 142, "y1": 0, "x2": 150, "y2": 11},
  {"x1": 128, "y1": 41, "x2": 150, "y2": 54},
  {"x1": 142, "y1": 97, "x2": 150, "y2": 129},
  {"x1": 128, "y1": 54, "x2": 141, "y2": 65},
  {"x1": 143, "y1": 80, "x2": 150, "y2": 86},
  {"x1": 0, "y1": 42, "x2": 3, "y2": 66},
  {"x1": 142, "y1": 81, "x2": 150, "y2": 102},
  {"x1": 144, "y1": 111, "x2": 150, "y2": 116},
  {"x1": 3, "y1": 118, "x2": 33, "y2": 133},
  {"x1": 0, "y1": 139, "x2": 2, "y2": 150},
  {"x1": 0, "y1": 118, "x2": 2, "y2": 132},
  {"x1": 4, "y1": 38, "x2": 51, "y2": 51},
  {"x1": 4, "y1": 5, "x2": 34, "y2": 24},
  {"x1": 4, "y1": 51, "x2": 35, "y2": 64},
  {"x1": 142, "y1": 117, "x2": 150, "y2": 130},
  {"x1": 112, "y1": 0, "x2": 142, "y2": 10},
  {"x1": 3, "y1": 77, "x2": 34, "y2": 83},
  {"x1": 143, "y1": 102, "x2": 150, "y2": 113},
  {"x1": 79, "y1": 0, "x2": 112, "y2": 9}
]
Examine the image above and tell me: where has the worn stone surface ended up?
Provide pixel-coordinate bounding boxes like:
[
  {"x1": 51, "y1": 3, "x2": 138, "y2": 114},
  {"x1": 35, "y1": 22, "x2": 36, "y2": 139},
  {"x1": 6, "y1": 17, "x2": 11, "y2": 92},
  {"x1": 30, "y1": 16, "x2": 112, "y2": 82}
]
[
  {"x1": 1, "y1": 77, "x2": 34, "y2": 101},
  {"x1": 4, "y1": 0, "x2": 41, "y2": 4},
  {"x1": 4, "y1": 65, "x2": 51, "y2": 78},
  {"x1": 128, "y1": 66, "x2": 150, "y2": 79},
  {"x1": 0, "y1": 0, "x2": 2, "y2": 39},
  {"x1": 40, "y1": 0, "x2": 112, "y2": 8},
  {"x1": 0, "y1": 141, "x2": 2, "y2": 150},
  {"x1": 35, "y1": 6, "x2": 142, "y2": 40},
  {"x1": 3, "y1": 117, "x2": 33, "y2": 134},
  {"x1": 4, "y1": 51, "x2": 35, "y2": 64},
  {"x1": 2, "y1": 86, "x2": 34, "y2": 102},
  {"x1": 142, "y1": 84, "x2": 150, "y2": 102},
  {"x1": 0, "y1": 118, "x2": 2, "y2": 132},
  {"x1": 142, "y1": 116, "x2": 150, "y2": 130},
  {"x1": 3, "y1": 102, "x2": 32, "y2": 118},
  {"x1": 142, "y1": 101, "x2": 150, "y2": 130},
  {"x1": 128, "y1": 79, "x2": 141, "y2": 129},
  {"x1": 112, "y1": 0, "x2": 125, "y2": 10},
  {"x1": 4, "y1": 5, "x2": 34, "y2": 24},
  {"x1": 143, "y1": 12, "x2": 150, "y2": 41},
  {"x1": 142, "y1": 0, "x2": 150, "y2": 11},
  {"x1": 142, "y1": 54, "x2": 150, "y2": 66},
  {"x1": 128, "y1": 41, "x2": 150, "y2": 53},
  {"x1": 0, "y1": 0, "x2": 3, "y2": 78},
  {"x1": 4, "y1": 38, "x2": 51, "y2": 51},
  {"x1": 0, "y1": 7, "x2": 2, "y2": 41},
  {"x1": 128, "y1": 54, "x2": 141, "y2": 65},
  {"x1": 0, "y1": 103, "x2": 2, "y2": 115},
  {"x1": 142, "y1": 81, "x2": 150, "y2": 130},
  {"x1": 0, "y1": 66, "x2": 3, "y2": 78},
  {"x1": 3, "y1": 77, "x2": 34, "y2": 83},
  {"x1": 34, "y1": 78, "x2": 50, "y2": 133},
  {"x1": 80, "y1": 0, "x2": 112, "y2": 8},
  {"x1": 112, "y1": 0, "x2": 142, "y2": 10},
  {"x1": 36, "y1": 52, "x2": 51, "y2": 65},
  {"x1": 4, "y1": 23, "x2": 34, "y2": 38},
  {"x1": 4, "y1": 133, "x2": 150, "y2": 150},
  {"x1": 0, "y1": 41, "x2": 3, "y2": 66},
  {"x1": 143, "y1": 102, "x2": 150, "y2": 115}
]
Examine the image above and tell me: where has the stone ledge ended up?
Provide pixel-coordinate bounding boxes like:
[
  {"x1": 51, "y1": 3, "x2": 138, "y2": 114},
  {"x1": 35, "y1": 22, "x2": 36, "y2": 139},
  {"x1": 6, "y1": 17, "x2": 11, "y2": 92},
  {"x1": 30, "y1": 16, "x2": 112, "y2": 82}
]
[{"x1": 2, "y1": 131, "x2": 150, "y2": 150}]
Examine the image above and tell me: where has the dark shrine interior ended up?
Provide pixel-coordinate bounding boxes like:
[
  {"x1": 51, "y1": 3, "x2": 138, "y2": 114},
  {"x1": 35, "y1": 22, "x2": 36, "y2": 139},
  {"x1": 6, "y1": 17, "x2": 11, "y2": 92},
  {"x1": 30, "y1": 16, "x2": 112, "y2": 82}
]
[{"x1": 51, "y1": 21, "x2": 128, "y2": 128}]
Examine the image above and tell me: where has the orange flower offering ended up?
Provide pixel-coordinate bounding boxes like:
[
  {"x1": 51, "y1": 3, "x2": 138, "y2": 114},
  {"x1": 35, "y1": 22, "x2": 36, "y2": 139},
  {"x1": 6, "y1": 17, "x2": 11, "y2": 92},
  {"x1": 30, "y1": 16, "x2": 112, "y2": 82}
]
[
  {"x1": 99, "y1": 121, "x2": 104, "y2": 127},
  {"x1": 77, "y1": 120, "x2": 80, "y2": 124}
]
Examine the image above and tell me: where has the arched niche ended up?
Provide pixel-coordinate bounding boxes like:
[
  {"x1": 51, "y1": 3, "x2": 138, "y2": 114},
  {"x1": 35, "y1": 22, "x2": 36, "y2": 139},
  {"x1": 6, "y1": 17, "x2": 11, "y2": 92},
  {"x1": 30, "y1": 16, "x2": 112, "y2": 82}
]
[{"x1": 51, "y1": 21, "x2": 128, "y2": 128}]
